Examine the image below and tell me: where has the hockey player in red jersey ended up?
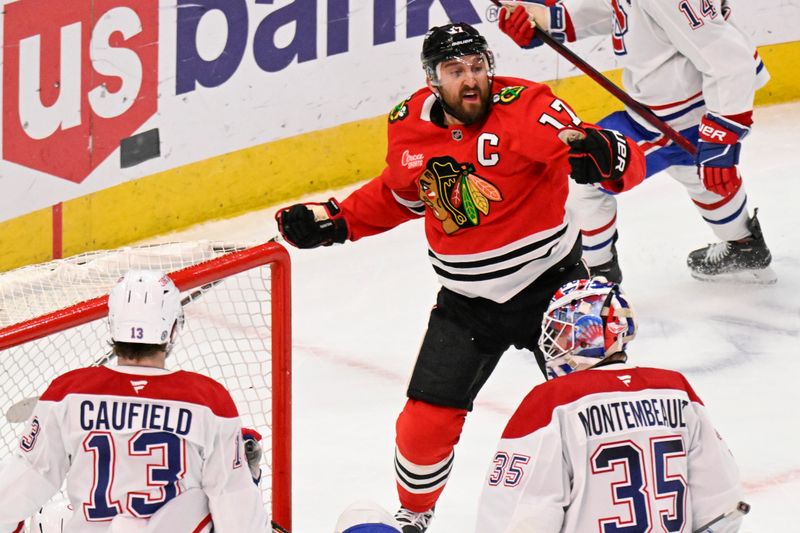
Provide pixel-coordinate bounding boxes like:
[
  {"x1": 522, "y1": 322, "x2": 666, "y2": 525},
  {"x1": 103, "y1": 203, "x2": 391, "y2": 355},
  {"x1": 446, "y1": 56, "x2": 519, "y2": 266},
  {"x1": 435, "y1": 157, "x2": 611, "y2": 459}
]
[
  {"x1": 0, "y1": 270, "x2": 271, "y2": 533},
  {"x1": 498, "y1": 0, "x2": 774, "y2": 284},
  {"x1": 275, "y1": 22, "x2": 645, "y2": 532},
  {"x1": 475, "y1": 277, "x2": 747, "y2": 532}
]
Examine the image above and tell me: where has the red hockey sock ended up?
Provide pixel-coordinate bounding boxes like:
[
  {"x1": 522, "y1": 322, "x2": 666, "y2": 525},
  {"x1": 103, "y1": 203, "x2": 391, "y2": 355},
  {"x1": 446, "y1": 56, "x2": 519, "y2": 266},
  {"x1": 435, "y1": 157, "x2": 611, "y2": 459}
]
[{"x1": 394, "y1": 399, "x2": 468, "y2": 512}]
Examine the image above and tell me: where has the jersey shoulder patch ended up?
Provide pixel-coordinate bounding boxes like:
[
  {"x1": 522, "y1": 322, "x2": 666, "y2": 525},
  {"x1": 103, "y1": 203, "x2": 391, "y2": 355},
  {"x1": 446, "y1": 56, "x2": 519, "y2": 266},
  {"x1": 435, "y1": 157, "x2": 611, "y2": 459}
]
[
  {"x1": 19, "y1": 416, "x2": 41, "y2": 452},
  {"x1": 492, "y1": 84, "x2": 528, "y2": 105},
  {"x1": 388, "y1": 96, "x2": 413, "y2": 123},
  {"x1": 388, "y1": 87, "x2": 430, "y2": 124},
  {"x1": 491, "y1": 75, "x2": 553, "y2": 106}
]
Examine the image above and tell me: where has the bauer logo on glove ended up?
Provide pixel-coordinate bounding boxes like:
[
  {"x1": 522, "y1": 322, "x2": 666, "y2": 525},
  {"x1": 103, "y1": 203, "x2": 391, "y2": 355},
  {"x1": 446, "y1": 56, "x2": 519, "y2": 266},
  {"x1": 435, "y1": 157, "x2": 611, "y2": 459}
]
[
  {"x1": 696, "y1": 112, "x2": 751, "y2": 197},
  {"x1": 562, "y1": 127, "x2": 630, "y2": 184}
]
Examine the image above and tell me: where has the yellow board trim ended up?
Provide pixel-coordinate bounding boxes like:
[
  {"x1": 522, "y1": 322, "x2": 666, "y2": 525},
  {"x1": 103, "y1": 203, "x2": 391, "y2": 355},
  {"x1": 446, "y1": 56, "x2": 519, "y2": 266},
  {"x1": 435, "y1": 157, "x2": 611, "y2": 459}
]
[
  {"x1": 2, "y1": 41, "x2": 798, "y2": 272},
  {"x1": 60, "y1": 116, "x2": 387, "y2": 258},
  {"x1": 544, "y1": 68, "x2": 625, "y2": 123},
  {"x1": 753, "y1": 42, "x2": 798, "y2": 106},
  {"x1": 0, "y1": 206, "x2": 53, "y2": 271}
]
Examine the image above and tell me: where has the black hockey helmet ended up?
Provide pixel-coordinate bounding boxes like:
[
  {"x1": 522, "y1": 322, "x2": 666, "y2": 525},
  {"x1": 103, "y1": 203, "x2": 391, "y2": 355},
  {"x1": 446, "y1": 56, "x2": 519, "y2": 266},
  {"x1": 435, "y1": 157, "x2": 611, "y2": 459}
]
[{"x1": 421, "y1": 23, "x2": 495, "y2": 85}]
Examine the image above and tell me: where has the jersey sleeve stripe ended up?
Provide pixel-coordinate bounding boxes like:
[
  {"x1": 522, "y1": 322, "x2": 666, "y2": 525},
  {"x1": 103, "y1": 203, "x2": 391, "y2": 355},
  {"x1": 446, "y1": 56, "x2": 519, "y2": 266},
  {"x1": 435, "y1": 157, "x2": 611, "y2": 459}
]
[{"x1": 391, "y1": 190, "x2": 425, "y2": 214}]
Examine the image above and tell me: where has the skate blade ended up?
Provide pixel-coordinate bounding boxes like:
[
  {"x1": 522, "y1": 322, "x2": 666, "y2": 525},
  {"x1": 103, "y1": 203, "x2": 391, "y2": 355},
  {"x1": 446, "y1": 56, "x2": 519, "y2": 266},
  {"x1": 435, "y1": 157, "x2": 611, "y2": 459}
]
[{"x1": 690, "y1": 266, "x2": 777, "y2": 285}]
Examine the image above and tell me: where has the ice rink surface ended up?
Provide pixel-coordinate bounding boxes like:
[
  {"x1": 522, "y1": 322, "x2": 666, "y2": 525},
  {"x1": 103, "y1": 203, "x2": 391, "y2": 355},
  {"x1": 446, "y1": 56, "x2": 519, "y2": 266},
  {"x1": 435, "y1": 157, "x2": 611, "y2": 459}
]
[{"x1": 151, "y1": 102, "x2": 800, "y2": 531}]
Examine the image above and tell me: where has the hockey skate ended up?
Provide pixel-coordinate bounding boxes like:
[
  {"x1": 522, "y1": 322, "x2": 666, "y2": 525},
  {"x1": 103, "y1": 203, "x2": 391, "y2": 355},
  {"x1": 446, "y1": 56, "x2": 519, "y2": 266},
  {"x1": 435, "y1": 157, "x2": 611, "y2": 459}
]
[
  {"x1": 394, "y1": 506, "x2": 434, "y2": 533},
  {"x1": 687, "y1": 209, "x2": 776, "y2": 284},
  {"x1": 589, "y1": 243, "x2": 622, "y2": 284}
]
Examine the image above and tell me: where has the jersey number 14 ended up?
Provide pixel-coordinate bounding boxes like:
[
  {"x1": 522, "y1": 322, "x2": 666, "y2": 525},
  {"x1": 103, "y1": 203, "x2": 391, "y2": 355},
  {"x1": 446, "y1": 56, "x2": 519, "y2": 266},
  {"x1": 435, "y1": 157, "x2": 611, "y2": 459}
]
[{"x1": 678, "y1": 0, "x2": 719, "y2": 29}]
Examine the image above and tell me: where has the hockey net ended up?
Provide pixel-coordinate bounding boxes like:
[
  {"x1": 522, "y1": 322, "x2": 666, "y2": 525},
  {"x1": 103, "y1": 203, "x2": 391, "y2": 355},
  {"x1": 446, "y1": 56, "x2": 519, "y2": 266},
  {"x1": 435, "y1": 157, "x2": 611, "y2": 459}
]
[{"x1": 0, "y1": 240, "x2": 291, "y2": 530}]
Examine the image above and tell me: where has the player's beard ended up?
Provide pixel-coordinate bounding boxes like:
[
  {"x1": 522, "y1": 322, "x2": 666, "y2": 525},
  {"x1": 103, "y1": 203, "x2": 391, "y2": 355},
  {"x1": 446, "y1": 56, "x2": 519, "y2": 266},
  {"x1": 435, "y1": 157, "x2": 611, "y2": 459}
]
[{"x1": 439, "y1": 81, "x2": 491, "y2": 125}]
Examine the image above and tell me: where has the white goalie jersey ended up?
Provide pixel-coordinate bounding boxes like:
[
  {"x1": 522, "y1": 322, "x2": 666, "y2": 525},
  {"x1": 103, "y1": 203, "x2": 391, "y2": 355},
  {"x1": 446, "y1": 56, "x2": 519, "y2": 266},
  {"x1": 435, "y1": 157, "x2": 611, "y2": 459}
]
[
  {"x1": 558, "y1": 0, "x2": 769, "y2": 130},
  {"x1": 475, "y1": 363, "x2": 743, "y2": 533},
  {"x1": 0, "y1": 365, "x2": 270, "y2": 533}
]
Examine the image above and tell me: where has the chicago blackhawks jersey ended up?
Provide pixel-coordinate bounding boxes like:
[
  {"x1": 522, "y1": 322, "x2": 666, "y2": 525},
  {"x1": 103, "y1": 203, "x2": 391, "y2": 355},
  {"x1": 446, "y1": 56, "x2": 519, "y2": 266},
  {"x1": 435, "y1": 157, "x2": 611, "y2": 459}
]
[
  {"x1": 557, "y1": 0, "x2": 769, "y2": 131},
  {"x1": 0, "y1": 365, "x2": 270, "y2": 533},
  {"x1": 475, "y1": 363, "x2": 743, "y2": 532},
  {"x1": 338, "y1": 76, "x2": 645, "y2": 303}
]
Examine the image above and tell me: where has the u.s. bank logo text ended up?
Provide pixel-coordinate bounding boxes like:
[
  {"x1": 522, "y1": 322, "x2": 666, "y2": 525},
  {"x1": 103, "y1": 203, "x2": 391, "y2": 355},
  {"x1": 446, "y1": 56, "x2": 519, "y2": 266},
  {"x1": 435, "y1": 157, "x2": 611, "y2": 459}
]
[{"x1": 3, "y1": 0, "x2": 158, "y2": 183}]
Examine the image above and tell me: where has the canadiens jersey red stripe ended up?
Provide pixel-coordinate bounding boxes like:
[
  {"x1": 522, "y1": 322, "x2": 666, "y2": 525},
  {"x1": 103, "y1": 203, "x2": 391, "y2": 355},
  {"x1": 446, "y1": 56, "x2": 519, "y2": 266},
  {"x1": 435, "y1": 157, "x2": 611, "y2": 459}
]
[
  {"x1": 40, "y1": 366, "x2": 238, "y2": 418},
  {"x1": 648, "y1": 90, "x2": 703, "y2": 111},
  {"x1": 502, "y1": 365, "x2": 703, "y2": 439}
]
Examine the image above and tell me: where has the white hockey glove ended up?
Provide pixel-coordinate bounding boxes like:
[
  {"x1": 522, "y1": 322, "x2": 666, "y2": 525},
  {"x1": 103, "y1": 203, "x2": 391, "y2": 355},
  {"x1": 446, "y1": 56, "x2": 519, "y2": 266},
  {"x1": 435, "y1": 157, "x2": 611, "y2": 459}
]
[{"x1": 242, "y1": 427, "x2": 263, "y2": 485}]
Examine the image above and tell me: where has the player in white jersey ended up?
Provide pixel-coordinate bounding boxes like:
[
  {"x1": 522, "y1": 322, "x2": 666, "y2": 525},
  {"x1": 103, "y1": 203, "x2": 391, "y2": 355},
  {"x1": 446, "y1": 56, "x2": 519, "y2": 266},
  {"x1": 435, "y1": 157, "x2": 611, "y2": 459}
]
[
  {"x1": 498, "y1": 0, "x2": 774, "y2": 284},
  {"x1": 474, "y1": 277, "x2": 746, "y2": 532},
  {"x1": 0, "y1": 270, "x2": 271, "y2": 533}
]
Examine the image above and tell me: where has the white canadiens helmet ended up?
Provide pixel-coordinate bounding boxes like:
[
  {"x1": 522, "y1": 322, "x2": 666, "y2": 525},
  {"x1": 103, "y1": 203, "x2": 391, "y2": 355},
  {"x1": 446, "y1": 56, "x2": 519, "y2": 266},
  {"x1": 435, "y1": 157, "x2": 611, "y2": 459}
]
[
  {"x1": 108, "y1": 270, "x2": 184, "y2": 349},
  {"x1": 538, "y1": 278, "x2": 637, "y2": 380},
  {"x1": 29, "y1": 498, "x2": 72, "y2": 532}
]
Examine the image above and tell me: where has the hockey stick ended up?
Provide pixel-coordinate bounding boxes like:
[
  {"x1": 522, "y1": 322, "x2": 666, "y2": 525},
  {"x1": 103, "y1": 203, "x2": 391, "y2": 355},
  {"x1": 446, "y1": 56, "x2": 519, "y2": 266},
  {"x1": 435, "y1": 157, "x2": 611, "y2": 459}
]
[
  {"x1": 492, "y1": 0, "x2": 698, "y2": 156},
  {"x1": 4, "y1": 280, "x2": 222, "y2": 424},
  {"x1": 692, "y1": 501, "x2": 750, "y2": 532}
]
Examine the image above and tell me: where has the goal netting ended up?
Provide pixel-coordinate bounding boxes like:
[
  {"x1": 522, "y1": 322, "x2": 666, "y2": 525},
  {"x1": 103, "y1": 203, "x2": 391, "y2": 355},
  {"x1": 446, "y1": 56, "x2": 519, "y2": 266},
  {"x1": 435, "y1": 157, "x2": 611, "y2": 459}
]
[{"x1": 0, "y1": 240, "x2": 291, "y2": 530}]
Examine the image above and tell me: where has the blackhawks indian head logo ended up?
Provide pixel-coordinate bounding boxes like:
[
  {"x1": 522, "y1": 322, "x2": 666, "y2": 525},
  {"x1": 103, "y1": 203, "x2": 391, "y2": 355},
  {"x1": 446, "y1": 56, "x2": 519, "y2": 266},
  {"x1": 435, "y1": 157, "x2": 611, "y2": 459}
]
[
  {"x1": 388, "y1": 97, "x2": 411, "y2": 123},
  {"x1": 418, "y1": 156, "x2": 503, "y2": 234}
]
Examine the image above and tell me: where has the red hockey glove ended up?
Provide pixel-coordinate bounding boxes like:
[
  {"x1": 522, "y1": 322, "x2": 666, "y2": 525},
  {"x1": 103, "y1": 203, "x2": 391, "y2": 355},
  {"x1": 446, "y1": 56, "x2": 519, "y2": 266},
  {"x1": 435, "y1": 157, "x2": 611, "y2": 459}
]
[
  {"x1": 499, "y1": 5, "x2": 538, "y2": 48},
  {"x1": 566, "y1": 127, "x2": 630, "y2": 184},
  {"x1": 242, "y1": 427, "x2": 263, "y2": 485},
  {"x1": 498, "y1": 1, "x2": 567, "y2": 48},
  {"x1": 696, "y1": 112, "x2": 751, "y2": 197},
  {"x1": 275, "y1": 198, "x2": 348, "y2": 248}
]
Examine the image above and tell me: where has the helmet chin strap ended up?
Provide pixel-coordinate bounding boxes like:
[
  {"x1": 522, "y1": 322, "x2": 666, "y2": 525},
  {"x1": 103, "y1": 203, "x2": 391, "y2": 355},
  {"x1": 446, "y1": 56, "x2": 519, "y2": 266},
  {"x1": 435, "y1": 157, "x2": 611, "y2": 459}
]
[
  {"x1": 164, "y1": 321, "x2": 180, "y2": 357},
  {"x1": 593, "y1": 352, "x2": 628, "y2": 368}
]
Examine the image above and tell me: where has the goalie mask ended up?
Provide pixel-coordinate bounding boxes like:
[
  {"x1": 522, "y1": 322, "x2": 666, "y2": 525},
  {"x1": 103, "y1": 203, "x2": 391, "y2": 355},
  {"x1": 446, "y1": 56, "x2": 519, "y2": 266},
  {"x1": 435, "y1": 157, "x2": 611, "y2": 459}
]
[
  {"x1": 108, "y1": 269, "x2": 184, "y2": 351},
  {"x1": 421, "y1": 22, "x2": 495, "y2": 87},
  {"x1": 539, "y1": 278, "x2": 636, "y2": 380}
]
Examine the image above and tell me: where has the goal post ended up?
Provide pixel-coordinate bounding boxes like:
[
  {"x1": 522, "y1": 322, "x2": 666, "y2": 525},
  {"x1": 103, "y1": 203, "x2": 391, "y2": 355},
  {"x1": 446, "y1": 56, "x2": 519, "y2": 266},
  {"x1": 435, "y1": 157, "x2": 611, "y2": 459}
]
[{"x1": 0, "y1": 240, "x2": 292, "y2": 531}]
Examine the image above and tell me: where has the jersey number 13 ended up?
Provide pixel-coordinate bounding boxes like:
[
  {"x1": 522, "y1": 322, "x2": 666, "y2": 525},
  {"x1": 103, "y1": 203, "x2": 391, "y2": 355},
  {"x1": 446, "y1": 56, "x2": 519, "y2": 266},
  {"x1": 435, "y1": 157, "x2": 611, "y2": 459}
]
[{"x1": 83, "y1": 430, "x2": 186, "y2": 521}]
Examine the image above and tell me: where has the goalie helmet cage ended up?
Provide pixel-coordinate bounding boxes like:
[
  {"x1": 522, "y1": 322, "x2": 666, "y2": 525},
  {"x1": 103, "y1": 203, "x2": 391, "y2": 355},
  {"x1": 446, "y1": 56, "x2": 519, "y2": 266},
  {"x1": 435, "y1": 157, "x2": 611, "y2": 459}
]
[{"x1": 0, "y1": 240, "x2": 292, "y2": 531}]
